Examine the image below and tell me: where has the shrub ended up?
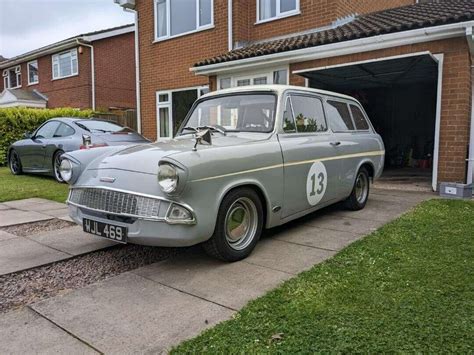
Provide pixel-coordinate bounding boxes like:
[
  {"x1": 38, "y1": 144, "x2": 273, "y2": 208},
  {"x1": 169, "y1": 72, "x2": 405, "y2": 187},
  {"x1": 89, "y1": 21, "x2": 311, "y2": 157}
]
[{"x1": 0, "y1": 107, "x2": 94, "y2": 166}]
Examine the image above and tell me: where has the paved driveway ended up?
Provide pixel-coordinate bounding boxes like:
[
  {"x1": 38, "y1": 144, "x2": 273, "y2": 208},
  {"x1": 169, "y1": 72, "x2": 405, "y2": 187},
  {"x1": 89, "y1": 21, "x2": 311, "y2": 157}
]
[{"x1": 0, "y1": 189, "x2": 433, "y2": 354}]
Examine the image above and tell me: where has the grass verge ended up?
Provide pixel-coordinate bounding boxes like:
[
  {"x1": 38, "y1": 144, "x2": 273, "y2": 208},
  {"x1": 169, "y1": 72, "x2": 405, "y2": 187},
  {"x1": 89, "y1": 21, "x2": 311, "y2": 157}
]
[
  {"x1": 173, "y1": 199, "x2": 474, "y2": 353},
  {"x1": 0, "y1": 167, "x2": 68, "y2": 203}
]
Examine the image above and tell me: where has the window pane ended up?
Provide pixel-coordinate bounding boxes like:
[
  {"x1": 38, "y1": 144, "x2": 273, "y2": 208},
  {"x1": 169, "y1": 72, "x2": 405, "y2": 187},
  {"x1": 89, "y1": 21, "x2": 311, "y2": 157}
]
[
  {"x1": 259, "y1": 0, "x2": 276, "y2": 20},
  {"x1": 71, "y1": 57, "x2": 78, "y2": 75},
  {"x1": 156, "y1": 0, "x2": 167, "y2": 38},
  {"x1": 35, "y1": 121, "x2": 61, "y2": 139},
  {"x1": 291, "y1": 96, "x2": 327, "y2": 133},
  {"x1": 170, "y1": 0, "x2": 197, "y2": 36},
  {"x1": 326, "y1": 101, "x2": 355, "y2": 131},
  {"x1": 54, "y1": 123, "x2": 75, "y2": 137},
  {"x1": 280, "y1": 0, "x2": 297, "y2": 12},
  {"x1": 219, "y1": 78, "x2": 231, "y2": 90},
  {"x1": 253, "y1": 77, "x2": 267, "y2": 85},
  {"x1": 350, "y1": 105, "x2": 370, "y2": 130},
  {"x1": 59, "y1": 52, "x2": 72, "y2": 77},
  {"x1": 237, "y1": 79, "x2": 250, "y2": 86},
  {"x1": 28, "y1": 61, "x2": 39, "y2": 84},
  {"x1": 199, "y1": 0, "x2": 212, "y2": 26},
  {"x1": 53, "y1": 63, "x2": 59, "y2": 79},
  {"x1": 273, "y1": 69, "x2": 287, "y2": 84},
  {"x1": 158, "y1": 93, "x2": 169, "y2": 102},
  {"x1": 172, "y1": 89, "x2": 198, "y2": 135},
  {"x1": 8, "y1": 68, "x2": 18, "y2": 87},
  {"x1": 159, "y1": 107, "x2": 170, "y2": 138},
  {"x1": 283, "y1": 97, "x2": 296, "y2": 133}
]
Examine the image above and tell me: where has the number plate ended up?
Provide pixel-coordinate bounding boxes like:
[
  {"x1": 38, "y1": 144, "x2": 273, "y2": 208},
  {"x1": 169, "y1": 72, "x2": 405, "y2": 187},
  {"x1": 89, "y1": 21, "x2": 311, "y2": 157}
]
[{"x1": 83, "y1": 218, "x2": 127, "y2": 244}]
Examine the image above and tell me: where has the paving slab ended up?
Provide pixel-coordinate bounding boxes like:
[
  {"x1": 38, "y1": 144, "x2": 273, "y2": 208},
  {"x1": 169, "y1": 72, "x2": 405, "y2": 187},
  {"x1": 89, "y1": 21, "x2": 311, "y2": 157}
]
[
  {"x1": 0, "y1": 230, "x2": 18, "y2": 242},
  {"x1": 32, "y1": 272, "x2": 234, "y2": 354},
  {"x1": 0, "y1": 209, "x2": 53, "y2": 227},
  {"x1": 245, "y1": 238, "x2": 336, "y2": 274},
  {"x1": 0, "y1": 203, "x2": 12, "y2": 210},
  {"x1": 135, "y1": 250, "x2": 292, "y2": 310},
  {"x1": 0, "y1": 308, "x2": 97, "y2": 354},
  {"x1": 40, "y1": 207, "x2": 70, "y2": 218},
  {"x1": 0, "y1": 237, "x2": 70, "y2": 275},
  {"x1": 271, "y1": 224, "x2": 362, "y2": 251},
  {"x1": 371, "y1": 189, "x2": 435, "y2": 204},
  {"x1": 27, "y1": 226, "x2": 115, "y2": 256},
  {"x1": 302, "y1": 212, "x2": 384, "y2": 235},
  {"x1": 330, "y1": 198, "x2": 416, "y2": 222},
  {"x1": 2, "y1": 198, "x2": 50, "y2": 209}
]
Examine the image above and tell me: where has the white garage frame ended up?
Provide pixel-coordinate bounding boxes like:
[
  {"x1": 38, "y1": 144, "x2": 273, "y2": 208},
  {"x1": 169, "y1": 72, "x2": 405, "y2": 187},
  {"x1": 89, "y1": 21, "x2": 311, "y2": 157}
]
[{"x1": 293, "y1": 51, "x2": 444, "y2": 191}]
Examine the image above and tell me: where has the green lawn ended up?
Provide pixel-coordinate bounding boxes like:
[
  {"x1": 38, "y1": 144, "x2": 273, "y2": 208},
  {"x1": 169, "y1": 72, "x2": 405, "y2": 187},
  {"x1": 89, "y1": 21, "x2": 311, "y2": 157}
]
[
  {"x1": 173, "y1": 199, "x2": 474, "y2": 353},
  {"x1": 0, "y1": 167, "x2": 69, "y2": 203}
]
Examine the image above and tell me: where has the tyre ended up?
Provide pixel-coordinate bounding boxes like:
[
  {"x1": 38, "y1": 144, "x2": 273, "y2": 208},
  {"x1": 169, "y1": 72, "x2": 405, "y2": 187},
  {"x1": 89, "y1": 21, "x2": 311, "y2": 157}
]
[
  {"x1": 344, "y1": 167, "x2": 370, "y2": 211},
  {"x1": 203, "y1": 187, "x2": 264, "y2": 262},
  {"x1": 9, "y1": 149, "x2": 23, "y2": 175},
  {"x1": 53, "y1": 150, "x2": 65, "y2": 183}
]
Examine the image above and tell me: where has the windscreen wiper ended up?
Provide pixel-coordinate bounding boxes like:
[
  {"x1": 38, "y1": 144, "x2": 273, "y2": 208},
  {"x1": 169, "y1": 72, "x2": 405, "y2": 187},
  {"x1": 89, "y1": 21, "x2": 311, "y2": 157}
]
[{"x1": 197, "y1": 125, "x2": 227, "y2": 136}]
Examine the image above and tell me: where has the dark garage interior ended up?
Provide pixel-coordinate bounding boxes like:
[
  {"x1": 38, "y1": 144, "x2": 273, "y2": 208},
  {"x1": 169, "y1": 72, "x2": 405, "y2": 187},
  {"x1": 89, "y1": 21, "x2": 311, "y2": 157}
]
[{"x1": 301, "y1": 54, "x2": 439, "y2": 191}]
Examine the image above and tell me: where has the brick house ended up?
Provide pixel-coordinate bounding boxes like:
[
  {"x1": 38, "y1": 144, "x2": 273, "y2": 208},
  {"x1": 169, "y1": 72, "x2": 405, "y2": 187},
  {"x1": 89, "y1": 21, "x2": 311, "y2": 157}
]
[
  {"x1": 0, "y1": 24, "x2": 136, "y2": 111},
  {"x1": 116, "y1": 0, "x2": 474, "y2": 190}
]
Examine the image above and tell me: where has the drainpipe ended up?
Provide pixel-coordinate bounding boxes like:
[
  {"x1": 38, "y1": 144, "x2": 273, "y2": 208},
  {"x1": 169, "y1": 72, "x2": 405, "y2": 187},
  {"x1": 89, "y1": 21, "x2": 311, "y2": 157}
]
[
  {"x1": 77, "y1": 40, "x2": 95, "y2": 111},
  {"x1": 466, "y1": 26, "x2": 474, "y2": 185},
  {"x1": 228, "y1": 0, "x2": 233, "y2": 51}
]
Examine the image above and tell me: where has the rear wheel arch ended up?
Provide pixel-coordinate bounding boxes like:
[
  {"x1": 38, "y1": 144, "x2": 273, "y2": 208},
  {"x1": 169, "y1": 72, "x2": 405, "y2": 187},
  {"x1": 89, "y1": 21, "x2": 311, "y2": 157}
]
[{"x1": 357, "y1": 161, "x2": 375, "y2": 182}]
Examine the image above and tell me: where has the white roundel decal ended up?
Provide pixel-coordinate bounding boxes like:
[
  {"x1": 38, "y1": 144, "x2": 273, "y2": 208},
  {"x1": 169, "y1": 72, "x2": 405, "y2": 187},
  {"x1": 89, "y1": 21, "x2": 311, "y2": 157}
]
[{"x1": 306, "y1": 162, "x2": 327, "y2": 206}]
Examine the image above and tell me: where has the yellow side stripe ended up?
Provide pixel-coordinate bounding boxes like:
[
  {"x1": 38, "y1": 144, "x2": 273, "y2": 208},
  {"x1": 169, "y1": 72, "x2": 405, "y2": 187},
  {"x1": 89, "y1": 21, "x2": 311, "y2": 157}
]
[{"x1": 190, "y1": 150, "x2": 384, "y2": 183}]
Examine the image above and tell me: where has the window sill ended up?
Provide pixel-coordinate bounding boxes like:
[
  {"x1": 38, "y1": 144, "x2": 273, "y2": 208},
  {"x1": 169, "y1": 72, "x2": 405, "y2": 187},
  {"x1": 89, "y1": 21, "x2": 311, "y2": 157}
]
[
  {"x1": 153, "y1": 25, "x2": 215, "y2": 44},
  {"x1": 6, "y1": 85, "x2": 22, "y2": 90},
  {"x1": 52, "y1": 73, "x2": 79, "y2": 81},
  {"x1": 255, "y1": 11, "x2": 301, "y2": 25},
  {"x1": 28, "y1": 82, "x2": 39, "y2": 86}
]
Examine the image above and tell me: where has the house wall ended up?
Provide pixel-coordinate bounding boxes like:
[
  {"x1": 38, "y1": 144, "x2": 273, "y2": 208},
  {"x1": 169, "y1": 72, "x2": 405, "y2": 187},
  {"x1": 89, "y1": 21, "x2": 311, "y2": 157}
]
[{"x1": 289, "y1": 37, "x2": 472, "y2": 183}]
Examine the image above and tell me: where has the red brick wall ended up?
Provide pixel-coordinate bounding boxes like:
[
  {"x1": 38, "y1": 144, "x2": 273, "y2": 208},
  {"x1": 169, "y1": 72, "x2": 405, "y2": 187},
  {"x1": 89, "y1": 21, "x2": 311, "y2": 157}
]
[
  {"x1": 290, "y1": 38, "x2": 472, "y2": 183},
  {"x1": 93, "y1": 32, "x2": 136, "y2": 110}
]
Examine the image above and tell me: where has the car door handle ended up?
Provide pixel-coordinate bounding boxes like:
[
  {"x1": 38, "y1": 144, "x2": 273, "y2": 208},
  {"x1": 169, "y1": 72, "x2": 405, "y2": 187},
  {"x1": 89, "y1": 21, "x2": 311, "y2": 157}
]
[{"x1": 330, "y1": 141, "x2": 341, "y2": 146}]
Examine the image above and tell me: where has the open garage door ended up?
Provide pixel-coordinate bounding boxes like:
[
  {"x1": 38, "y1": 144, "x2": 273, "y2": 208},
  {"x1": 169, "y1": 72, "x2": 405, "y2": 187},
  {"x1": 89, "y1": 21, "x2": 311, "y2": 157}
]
[{"x1": 295, "y1": 52, "x2": 442, "y2": 191}]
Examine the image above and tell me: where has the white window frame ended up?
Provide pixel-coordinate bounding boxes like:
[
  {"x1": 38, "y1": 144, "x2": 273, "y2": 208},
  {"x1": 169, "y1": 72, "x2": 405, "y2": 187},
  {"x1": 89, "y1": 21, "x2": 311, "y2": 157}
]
[
  {"x1": 256, "y1": 0, "x2": 300, "y2": 24},
  {"x1": 27, "y1": 60, "x2": 39, "y2": 85},
  {"x1": 153, "y1": 0, "x2": 214, "y2": 42},
  {"x1": 217, "y1": 67, "x2": 290, "y2": 90},
  {"x1": 3, "y1": 66, "x2": 22, "y2": 89},
  {"x1": 156, "y1": 86, "x2": 209, "y2": 140},
  {"x1": 52, "y1": 48, "x2": 78, "y2": 80}
]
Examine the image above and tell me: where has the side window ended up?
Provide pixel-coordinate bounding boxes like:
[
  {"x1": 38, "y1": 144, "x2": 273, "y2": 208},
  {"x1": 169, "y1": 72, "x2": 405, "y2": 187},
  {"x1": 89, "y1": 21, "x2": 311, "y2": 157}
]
[
  {"x1": 350, "y1": 104, "x2": 370, "y2": 130},
  {"x1": 35, "y1": 121, "x2": 61, "y2": 139},
  {"x1": 290, "y1": 95, "x2": 327, "y2": 133},
  {"x1": 54, "y1": 123, "x2": 75, "y2": 138},
  {"x1": 326, "y1": 100, "x2": 354, "y2": 131}
]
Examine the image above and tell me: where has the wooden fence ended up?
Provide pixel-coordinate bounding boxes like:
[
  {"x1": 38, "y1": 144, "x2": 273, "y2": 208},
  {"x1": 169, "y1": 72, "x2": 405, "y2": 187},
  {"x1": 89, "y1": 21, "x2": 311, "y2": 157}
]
[{"x1": 94, "y1": 109, "x2": 137, "y2": 131}]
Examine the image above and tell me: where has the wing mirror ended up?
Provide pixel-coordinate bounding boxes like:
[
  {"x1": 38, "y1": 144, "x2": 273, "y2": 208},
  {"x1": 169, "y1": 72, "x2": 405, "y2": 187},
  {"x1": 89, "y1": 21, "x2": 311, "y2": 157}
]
[
  {"x1": 82, "y1": 134, "x2": 92, "y2": 149},
  {"x1": 23, "y1": 132, "x2": 32, "y2": 139}
]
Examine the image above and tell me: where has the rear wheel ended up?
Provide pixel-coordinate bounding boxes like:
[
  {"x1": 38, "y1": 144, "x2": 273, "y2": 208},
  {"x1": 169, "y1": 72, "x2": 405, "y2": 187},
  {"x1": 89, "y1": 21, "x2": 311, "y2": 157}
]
[
  {"x1": 53, "y1": 150, "x2": 65, "y2": 183},
  {"x1": 344, "y1": 167, "x2": 370, "y2": 211},
  {"x1": 203, "y1": 188, "x2": 263, "y2": 262},
  {"x1": 9, "y1": 150, "x2": 23, "y2": 175}
]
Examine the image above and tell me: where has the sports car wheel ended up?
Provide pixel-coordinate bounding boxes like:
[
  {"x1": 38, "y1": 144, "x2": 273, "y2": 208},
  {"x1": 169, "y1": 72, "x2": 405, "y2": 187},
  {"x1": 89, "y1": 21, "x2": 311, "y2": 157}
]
[
  {"x1": 53, "y1": 150, "x2": 65, "y2": 183},
  {"x1": 9, "y1": 150, "x2": 23, "y2": 175},
  {"x1": 344, "y1": 167, "x2": 370, "y2": 211},
  {"x1": 203, "y1": 187, "x2": 263, "y2": 262}
]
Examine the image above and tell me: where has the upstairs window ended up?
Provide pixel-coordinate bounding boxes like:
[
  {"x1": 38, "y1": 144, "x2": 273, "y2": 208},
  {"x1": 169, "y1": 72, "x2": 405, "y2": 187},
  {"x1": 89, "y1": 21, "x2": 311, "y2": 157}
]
[
  {"x1": 28, "y1": 60, "x2": 39, "y2": 85},
  {"x1": 258, "y1": 0, "x2": 299, "y2": 23},
  {"x1": 52, "y1": 49, "x2": 78, "y2": 80},
  {"x1": 155, "y1": 0, "x2": 213, "y2": 41},
  {"x1": 3, "y1": 66, "x2": 21, "y2": 89}
]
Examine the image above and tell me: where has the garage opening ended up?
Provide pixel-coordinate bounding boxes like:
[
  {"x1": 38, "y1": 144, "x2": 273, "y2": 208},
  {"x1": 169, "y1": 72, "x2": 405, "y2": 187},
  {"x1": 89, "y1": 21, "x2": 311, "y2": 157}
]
[{"x1": 297, "y1": 53, "x2": 440, "y2": 191}]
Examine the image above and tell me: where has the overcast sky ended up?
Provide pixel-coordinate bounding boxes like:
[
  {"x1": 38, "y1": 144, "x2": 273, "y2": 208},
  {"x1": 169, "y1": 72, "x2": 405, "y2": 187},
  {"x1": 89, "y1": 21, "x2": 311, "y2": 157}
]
[{"x1": 0, "y1": 0, "x2": 134, "y2": 58}]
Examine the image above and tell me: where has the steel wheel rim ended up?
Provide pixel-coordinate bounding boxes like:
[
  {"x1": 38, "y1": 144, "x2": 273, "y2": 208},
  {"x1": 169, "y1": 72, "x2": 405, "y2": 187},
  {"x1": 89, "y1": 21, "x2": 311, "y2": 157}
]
[
  {"x1": 355, "y1": 172, "x2": 368, "y2": 203},
  {"x1": 54, "y1": 153, "x2": 64, "y2": 182},
  {"x1": 10, "y1": 152, "x2": 20, "y2": 174},
  {"x1": 225, "y1": 197, "x2": 258, "y2": 251}
]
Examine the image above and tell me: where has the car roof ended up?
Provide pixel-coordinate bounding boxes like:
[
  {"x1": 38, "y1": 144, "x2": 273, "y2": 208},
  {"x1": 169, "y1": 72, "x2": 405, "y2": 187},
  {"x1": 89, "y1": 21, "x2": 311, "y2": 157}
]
[
  {"x1": 201, "y1": 84, "x2": 358, "y2": 102},
  {"x1": 47, "y1": 117, "x2": 112, "y2": 124}
]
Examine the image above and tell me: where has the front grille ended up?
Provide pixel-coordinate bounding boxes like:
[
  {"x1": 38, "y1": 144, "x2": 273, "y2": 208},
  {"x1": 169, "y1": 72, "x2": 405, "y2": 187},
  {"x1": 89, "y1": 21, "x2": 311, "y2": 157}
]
[{"x1": 68, "y1": 187, "x2": 171, "y2": 220}]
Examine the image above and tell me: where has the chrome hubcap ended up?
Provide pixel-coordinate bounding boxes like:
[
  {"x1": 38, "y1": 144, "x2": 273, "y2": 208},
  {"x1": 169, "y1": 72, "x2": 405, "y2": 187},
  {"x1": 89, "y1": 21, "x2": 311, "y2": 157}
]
[
  {"x1": 225, "y1": 197, "x2": 258, "y2": 251},
  {"x1": 355, "y1": 172, "x2": 368, "y2": 204}
]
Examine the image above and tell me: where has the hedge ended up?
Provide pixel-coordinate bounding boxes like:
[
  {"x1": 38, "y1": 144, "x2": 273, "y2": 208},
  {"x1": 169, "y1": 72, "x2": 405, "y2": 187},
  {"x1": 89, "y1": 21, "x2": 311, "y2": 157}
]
[{"x1": 0, "y1": 107, "x2": 94, "y2": 166}]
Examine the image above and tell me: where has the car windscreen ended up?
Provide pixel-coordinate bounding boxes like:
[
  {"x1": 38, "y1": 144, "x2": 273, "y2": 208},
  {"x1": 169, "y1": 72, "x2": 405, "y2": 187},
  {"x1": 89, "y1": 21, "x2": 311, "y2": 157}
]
[
  {"x1": 75, "y1": 120, "x2": 129, "y2": 133},
  {"x1": 180, "y1": 93, "x2": 277, "y2": 133}
]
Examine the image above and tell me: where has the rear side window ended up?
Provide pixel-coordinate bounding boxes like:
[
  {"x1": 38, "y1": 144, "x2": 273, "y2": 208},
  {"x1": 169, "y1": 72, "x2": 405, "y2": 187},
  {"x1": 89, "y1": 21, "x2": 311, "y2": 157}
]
[
  {"x1": 326, "y1": 100, "x2": 354, "y2": 131},
  {"x1": 350, "y1": 104, "x2": 370, "y2": 130},
  {"x1": 54, "y1": 123, "x2": 75, "y2": 137},
  {"x1": 283, "y1": 95, "x2": 327, "y2": 133}
]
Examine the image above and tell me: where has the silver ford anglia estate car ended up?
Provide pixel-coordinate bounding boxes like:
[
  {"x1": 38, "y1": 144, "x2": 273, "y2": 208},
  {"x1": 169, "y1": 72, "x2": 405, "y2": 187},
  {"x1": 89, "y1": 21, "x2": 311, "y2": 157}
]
[{"x1": 60, "y1": 85, "x2": 385, "y2": 261}]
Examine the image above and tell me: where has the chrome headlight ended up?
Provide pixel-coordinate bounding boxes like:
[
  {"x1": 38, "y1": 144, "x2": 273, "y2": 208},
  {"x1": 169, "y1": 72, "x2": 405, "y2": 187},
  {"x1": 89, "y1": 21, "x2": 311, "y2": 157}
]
[
  {"x1": 59, "y1": 159, "x2": 73, "y2": 182},
  {"x1": 158, "y1": 163, "x2": 178, "y2": 193}
]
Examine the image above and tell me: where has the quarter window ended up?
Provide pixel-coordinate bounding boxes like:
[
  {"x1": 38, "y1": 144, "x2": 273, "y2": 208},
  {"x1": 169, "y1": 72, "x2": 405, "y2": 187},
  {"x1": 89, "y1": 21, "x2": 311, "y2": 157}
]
[
  {"x1": 326, "y1": 100, "x2": 355, "y2": 131},
  {"x1": 350, "y1": 105, "x2": 370, "y2": 130},
  {"x1": 3, "y1": 66, "x2": 21, "y2": 89},
  {"x1": 258, "y1": 0, "x2": 299, "y2": 22},
  {"x1": 154, "y1": 0, "x2": 213, "y2": 41},
  {"x1": 52, "y1": 49, "x2": 78, "y2": 79},
  {"x1": 54, "y1": 123, "x2": 75, "y2": 137},
  {"x1": 28, "y1": 60, "x2": 39, "y2": 85}
]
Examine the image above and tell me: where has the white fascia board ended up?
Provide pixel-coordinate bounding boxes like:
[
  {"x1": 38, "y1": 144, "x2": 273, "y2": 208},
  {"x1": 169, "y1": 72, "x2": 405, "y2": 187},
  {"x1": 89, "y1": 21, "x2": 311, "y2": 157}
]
[
  {"x1": 191, "y1": 20, "x2": 474, "y2": 76},
  {"x1": 83, "y1": 26, "x2": 135, "y2": 42}
]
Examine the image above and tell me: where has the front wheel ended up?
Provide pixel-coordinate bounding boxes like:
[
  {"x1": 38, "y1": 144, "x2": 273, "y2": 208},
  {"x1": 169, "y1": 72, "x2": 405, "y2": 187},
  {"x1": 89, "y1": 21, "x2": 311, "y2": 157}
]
[
  {"x1": 344, "y1": 167, "x2": 370, "y2": 211},
  {"x1": 53, "y1": 150, "x2": 65, "y2": 183},
  {"x1": 203, "y1": 188, "x2": 263, "y2": 262},
  {"x1": 9, "y1": 149, "x2": 23, "y2": 175}
]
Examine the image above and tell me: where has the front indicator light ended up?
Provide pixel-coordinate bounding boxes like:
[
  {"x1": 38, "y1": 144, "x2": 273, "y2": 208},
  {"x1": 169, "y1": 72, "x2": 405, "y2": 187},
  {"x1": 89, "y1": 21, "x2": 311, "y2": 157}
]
[{"x1": 166, "y1": 204, "x2": 194, "y2": 224}]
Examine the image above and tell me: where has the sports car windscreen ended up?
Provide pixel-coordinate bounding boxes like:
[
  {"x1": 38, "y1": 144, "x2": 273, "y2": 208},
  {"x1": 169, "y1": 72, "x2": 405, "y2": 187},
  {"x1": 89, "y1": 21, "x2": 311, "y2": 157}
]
[{"x1": 181, "y1": 93, "x2": 276, "y2": 133}]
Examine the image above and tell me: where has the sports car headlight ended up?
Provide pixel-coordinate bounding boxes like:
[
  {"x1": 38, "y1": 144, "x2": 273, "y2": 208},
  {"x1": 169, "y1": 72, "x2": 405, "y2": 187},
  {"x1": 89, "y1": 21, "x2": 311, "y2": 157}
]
[
  {"x1": 158, "y1": 163, "x2": 178, "y2": 193},
  {"x1": 59, "y1": 159, "x2": 73, "y2": 182}
]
